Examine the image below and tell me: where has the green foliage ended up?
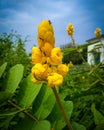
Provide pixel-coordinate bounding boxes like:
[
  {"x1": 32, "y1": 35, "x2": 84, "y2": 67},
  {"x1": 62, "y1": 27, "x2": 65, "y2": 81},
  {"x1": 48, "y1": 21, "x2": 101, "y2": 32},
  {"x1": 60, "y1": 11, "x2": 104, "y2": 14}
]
[
  {"x1": 17, "y1": 74, "x2": 42, "y2": 108},
  {"x1": 91, "y1": 103, "x2": 104, "y2": 125},
  {"x1": 0, "y1": 32, "x2": 104, "y2": 130},
  {"x1": 72, "y1": 122, "x2": 86, "y2": 130},
  {"x1": 0, "y1": 63, "x2": 73, "y2": 130},
  {"x1": 48, "y1": 100, "x2": 73, "y2": 130},
  {"x1": 0, "y1": 109, "x2": 22, "y2": 117},
  {"x1": 61, "y1": 63, "x2": 104, "y2": 130},
  {"x1": 91, "y1": 103, "x2": 104, "y2": 130},
  {"x1": 15, "y1": 117, "x2": 51, "y2": 130},
  {"x1": 62, "y1": 44, "x2": 87, "y2": 64},
  {"x1": 33, "y1": 120, "x2": 51, "y2": 130},
  {"x1": 0, "y1": 32, "x2": 31, "y2": 77},
  {"x1": 0, "y1": 62, "x2": 7, "y2": 78},
  {"x1": 0, "y1": 91, "x2": 11, "y2": 104},
  {"x1": 4, "y1": 64, "x2": 24, "y2": 93},
  {"x1": 32, "y1": 84, "x2": 56, "y2": 119}
]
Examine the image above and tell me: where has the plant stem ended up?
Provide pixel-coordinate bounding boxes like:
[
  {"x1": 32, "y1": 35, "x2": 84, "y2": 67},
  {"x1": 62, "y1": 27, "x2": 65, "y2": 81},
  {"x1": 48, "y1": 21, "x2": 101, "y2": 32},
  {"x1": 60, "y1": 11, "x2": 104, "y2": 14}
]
[
  {"x1": 71, "y1": 35, "x2": 76, "y2": 48},
  {"x1": 8, "y1": 100, "x2": 38, "y2": 122},
  {"x1": 71, "y1": 35, "x2": 87, "y2": 64},
  {"x1": 52, "y1": 87, "x2": 73, "y2": 130}
]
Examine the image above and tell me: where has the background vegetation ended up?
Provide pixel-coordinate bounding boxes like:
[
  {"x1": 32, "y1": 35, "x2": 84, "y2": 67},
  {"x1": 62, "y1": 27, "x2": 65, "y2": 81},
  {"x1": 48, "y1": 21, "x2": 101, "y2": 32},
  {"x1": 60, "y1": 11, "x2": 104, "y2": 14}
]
[{"x1": 0, "y1": 33, "x2": 104, "y2": 130}]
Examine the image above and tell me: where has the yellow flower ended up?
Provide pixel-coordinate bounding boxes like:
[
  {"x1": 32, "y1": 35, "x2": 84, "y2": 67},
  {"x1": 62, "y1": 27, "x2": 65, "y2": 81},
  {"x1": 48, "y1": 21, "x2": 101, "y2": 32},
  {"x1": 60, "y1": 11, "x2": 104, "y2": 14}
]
[
  {"x1": 47, "y1": 73, "x2": 63, "y2": 87},
  {"x1": 37, "y1": 36, "x2": 45, "y2": 49},
  {"x1": 68, "y1": 61, "x2": 73, "y2": 68},
  {"x1": 31, "y1": 74, "x2": 43, "y2": 84},
  {"x1": 31, "y1": 20, "x2": 69, "y2": 87},
  {"x1": 41, "y1": 42, "x2": 53, "y2": 57},
  {"x1": 94, "y1": 28, "x2": 102, "y2": 38},
  {"x1": 51, "y1": 48, "x2": 63, "y2": 65},
  {"x1": 32, "y1": 47, "x2": 42, "y2": 64},
  {"x1": 47, "y1": 66, "x2": 57, "y2": 76},
  {"x1": 32, "y1": 63, "x2": 48, "y2": 79},
  {"x1": 66, "y1": 23, "x2": 74, "y2": 36},
  {"x1": 57, "y1": 64, "x2": 69, "y2": 76},
  {"x1": 38, "y1": 27, "x2": 47, "y2": 40},
  {"x1": 44, "y1": 31, "x2": 55, "y2": 46},
  {"x1": 38, "y1": 20, "x2": 54, "y2": 33},
  {"x1": 37, "y1": 20, "x2": 54, "y2": 48}
]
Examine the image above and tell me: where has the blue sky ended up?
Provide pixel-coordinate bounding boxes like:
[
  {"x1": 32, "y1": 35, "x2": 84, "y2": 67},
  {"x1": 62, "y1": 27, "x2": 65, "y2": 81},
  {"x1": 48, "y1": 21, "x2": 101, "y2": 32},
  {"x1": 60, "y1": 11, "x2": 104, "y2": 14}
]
[{"x1": 0, "y1": 0, "x2": 104, "y2": 52}]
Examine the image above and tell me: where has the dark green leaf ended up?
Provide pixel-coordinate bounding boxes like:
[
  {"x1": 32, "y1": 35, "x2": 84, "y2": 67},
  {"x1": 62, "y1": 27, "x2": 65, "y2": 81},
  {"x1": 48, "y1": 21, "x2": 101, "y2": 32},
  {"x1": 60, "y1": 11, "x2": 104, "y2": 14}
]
[
  {"x1": 95, "y1": 124, "x2": 104, "y2": 130},
  {"x1": 15, "y1": 116, "x2": 51, "y2": 130},
  {"x1": 0, "y1": 91, "x2": 12, "y2": 104}
]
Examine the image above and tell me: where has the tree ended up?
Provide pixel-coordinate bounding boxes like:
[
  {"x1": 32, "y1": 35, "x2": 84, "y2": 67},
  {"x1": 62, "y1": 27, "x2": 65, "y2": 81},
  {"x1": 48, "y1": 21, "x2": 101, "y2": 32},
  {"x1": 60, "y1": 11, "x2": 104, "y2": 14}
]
[
  {"x1": 61, "y1": 43, "x2": 87, "y2": 64},
  {"x1": 0, "y1": 32, "x2": 31, "y2": 77}
]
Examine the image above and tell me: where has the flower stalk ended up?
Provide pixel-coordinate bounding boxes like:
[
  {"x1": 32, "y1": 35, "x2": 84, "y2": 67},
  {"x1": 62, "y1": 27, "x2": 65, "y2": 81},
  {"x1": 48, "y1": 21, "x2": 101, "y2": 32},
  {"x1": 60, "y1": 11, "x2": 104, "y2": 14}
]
[
  {"x1": 66, "y1": 23, "x2": 88, "y2": 64},
  {"x1": 71, "y1": 35, "x2": 76, "y2": 48},
  {"x1": 52, "y1": 87, "x2": 73, "y2": 130}
]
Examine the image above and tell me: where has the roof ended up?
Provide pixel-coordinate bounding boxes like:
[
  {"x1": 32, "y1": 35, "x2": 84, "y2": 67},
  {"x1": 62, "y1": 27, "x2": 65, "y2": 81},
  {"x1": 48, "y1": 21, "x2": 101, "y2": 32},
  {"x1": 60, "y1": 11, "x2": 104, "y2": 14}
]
[{"x1": 86, "y1": 34, "x2": 104, "y2": 43}]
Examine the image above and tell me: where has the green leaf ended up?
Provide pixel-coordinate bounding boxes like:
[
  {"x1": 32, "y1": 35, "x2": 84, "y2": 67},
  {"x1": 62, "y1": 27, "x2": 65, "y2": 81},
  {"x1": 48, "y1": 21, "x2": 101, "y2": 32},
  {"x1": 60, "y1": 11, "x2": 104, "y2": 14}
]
[
  {"x1": 0, "y1": 62, "x2": 7, "y2": 78},
  {"x1": 5, "y1": 64, "x2": 24, "y2": 93},
  {"x1": 15, "y1": 117, "x2": 51, "y2": 130},
  {"x1": 32, "y1": 84, "x2": 46, "y2": 114},
  {"x1": 0, "y1": 91, "x2": 12, "y2": 104},
  {"x1": 33, "y1": 120, "x2": 51, "y2": 130},
  {"x1": 72, "y1": 122, "x2": 86, "y2": 130},
  {"x1": 17, "y1": 74, "x2": 42, "y2": 108},
  {"x1": 49, "y1": 100, "x2": 73, "y2": 130},
  {"x1": 91, "y1": 103, "x2": 104, "y2": 125},
  {"x1": 32, "y1": 84, "x2": 56, "y2": 120}
]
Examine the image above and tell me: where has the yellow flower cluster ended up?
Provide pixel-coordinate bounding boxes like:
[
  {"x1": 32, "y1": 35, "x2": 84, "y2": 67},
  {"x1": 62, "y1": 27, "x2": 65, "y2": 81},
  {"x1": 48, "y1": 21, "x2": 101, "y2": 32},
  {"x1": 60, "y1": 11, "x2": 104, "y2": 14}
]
[
  {"x1": 37, "y1": 20, "x2": 55, "y2": 50},
  {"x1": 66, "y1": 23, "x2": 74, "y2": 36},
  {"x1": 68, "y1": 61, "x2": 73, "y2": 68},
  {"x1": 31, "y1": 20, "x2": 69, "y2": 88},
  {"x1": 94, "y1": 28, "x2": 102, "y2": 38}
]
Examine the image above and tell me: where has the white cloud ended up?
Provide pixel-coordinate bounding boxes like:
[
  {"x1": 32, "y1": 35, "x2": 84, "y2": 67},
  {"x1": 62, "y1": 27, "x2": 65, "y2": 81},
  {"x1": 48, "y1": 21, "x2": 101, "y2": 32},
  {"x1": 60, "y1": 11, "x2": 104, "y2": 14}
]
[{"x1": 0, "y1": 0, "x2": 104, "y2": 52}]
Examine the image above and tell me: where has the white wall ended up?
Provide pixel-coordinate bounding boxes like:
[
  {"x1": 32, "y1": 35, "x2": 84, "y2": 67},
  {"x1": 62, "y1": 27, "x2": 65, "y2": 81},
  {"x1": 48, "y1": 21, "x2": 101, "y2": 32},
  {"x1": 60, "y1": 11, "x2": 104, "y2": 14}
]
[{"x1": 87, "y1": 40, "x2": 104, "y2": 65}]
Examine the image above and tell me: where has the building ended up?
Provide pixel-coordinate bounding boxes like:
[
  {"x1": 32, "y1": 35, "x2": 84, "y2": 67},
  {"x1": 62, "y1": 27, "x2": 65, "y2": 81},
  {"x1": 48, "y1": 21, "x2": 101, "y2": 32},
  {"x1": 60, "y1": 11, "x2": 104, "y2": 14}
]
[{"x1": 87, "y1": 35, "x2": 104, "y2": 65}]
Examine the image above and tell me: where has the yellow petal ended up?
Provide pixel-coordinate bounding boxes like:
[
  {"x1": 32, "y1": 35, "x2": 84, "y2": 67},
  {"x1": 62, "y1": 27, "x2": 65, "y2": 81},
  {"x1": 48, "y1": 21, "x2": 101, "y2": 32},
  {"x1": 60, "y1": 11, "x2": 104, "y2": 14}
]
[
  {"x1": 51, "y1": 48, "x2": 63, "y2": 65},
  {"x1": 57, "y1": 64, "x2": 69, "y2": 76},
  {"x1": 32, "y1": 47, "x2": 42, "y2": 64},
  {"x1": 47, "y1": 73, "x2": 63, "y2": 87}
]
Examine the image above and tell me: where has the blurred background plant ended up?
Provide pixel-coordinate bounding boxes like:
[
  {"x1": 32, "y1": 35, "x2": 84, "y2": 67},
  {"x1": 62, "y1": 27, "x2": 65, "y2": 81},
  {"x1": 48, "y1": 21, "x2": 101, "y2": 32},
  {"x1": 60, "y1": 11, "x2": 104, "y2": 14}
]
[{"x1": 0, "y1": 32, "x2": 31, "y2": 79}]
